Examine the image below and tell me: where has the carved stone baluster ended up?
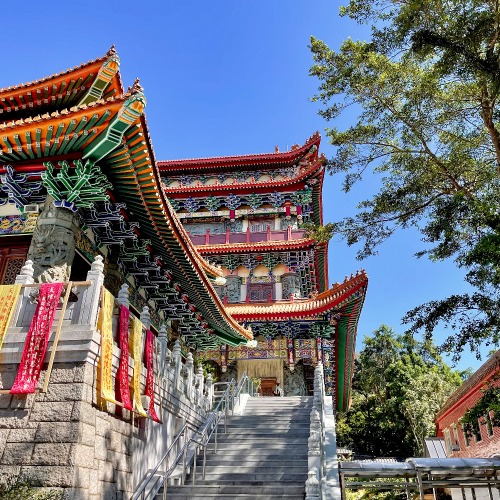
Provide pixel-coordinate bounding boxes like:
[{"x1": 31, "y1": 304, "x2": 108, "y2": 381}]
[
  {"x1": 80, "y1": 255, "x2": 105, "y2": 326},
  {"x1": 117, "y1": 283, "x2": 130, "y2": 308},
  {"x1": 15, "y1": 259, "x2": 35, "y2": 285},
  {"x1": 196, "y1": 365, "x2": 204, "y2": 403},
  {"x1": 185, "y1": 352, "x2": 194, "y2": 399},
  {"x1": 140, "y1": 306, "x2": 151, "y2": 330},
  {"x1": 206, "y1": 373, "x2": 213, "y2": 408},
  {"x1": 305, "y1": 467, "x2": 320, "y2": 500},
  {"x1": 172, "y1": 340, "x2": 182, "y2": 392}
]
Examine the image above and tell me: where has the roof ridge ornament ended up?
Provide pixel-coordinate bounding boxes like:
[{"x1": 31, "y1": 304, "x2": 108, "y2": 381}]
[
  {"x1": 128, "y1": 78, "x2": 144, "y2": 95},
  {"x1": 106, "y1": 44, "x2": 118, "y2": 57}
]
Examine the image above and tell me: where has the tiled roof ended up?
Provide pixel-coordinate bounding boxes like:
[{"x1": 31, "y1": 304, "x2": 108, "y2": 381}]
[
  {"x1": 158, "y1": 132, "x2": 321, "y2": 172},
  {"x1": 0, "y1": 50, "x2": 110, "y2": 93},
  {"x1": 163, "y1": 157, "x2": 324, "y2": 196},
  {"x1": 225, "y1": 271, "x2": 368, "y2": 321},
  {"x1": 436, "y1": 349, "x2": 500, "y2": 418}
]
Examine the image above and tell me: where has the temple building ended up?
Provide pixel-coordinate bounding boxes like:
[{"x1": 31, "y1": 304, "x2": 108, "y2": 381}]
[
  {"x1": 0, "y1": 48, "x2": 367, "y2": 411},
  {"x1": 159, "y1": 137, "x2": 368, "y2": 406}
]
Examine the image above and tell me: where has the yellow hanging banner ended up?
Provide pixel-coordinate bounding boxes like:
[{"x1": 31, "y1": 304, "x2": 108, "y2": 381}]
[
  {"x1": 131, "y1": 316, "x2": 148, "y2": 417},
  {"x1": 98, "y1": 288, "x2": 119, "y2": 405},
  {"x1": 0, "y1": 284, "x2": 21, "y2": 350}
]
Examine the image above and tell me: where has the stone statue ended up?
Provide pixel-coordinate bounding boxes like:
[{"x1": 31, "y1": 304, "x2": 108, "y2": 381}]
[{"x1": 27, "y1": 197, "x2": 80, "y2": 282}]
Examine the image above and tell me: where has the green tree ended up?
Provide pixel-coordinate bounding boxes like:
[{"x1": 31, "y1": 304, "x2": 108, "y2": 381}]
[
  {"x1": 310, "y1": 0, "x2": 500, "y2": 360},
  {"x1": 337, "y1": 326, "x2": 461, "y2": 457}
]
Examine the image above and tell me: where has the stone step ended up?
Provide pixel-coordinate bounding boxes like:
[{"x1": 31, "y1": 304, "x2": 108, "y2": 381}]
[
  {"x1": 220, "y1": 431, "x2": 310, "y2": 437},
  {"x1": 199, "y1": 456, "x2": 308, "y2": 465},
  {"x1": 242, "y1": 408, "x2": 311, "y2": 418},
  {"x1": 243, "y1": 404, "x2": 312, "y2": 407},
  {"x1": 244, "y1": 400, "x2": 311, "y2": 404},
  {"x1": 160, "y1": 495, "x2": 304, "y2": 499},
  {"x1": 224, "y1": 424, "x2": 310, "y2": 431},
  {"x1": 199, "y1": 450, "x2": 308, "y2": 459},
  {"x1": 195, "y1": 463, "x2": 308, "y2": 472},
  {"x1": 187, "y1": 472, "x2": 308, "y2": 483},
  {"x1": 208, "y1": 441, "x2": 308, "y2": 450},
  {"x1": 161, "y1": 483, "x2": 305, "y2": 498},
  {"x1": 240, "y1": 412, "x2": 311, "y2": 417},
  {"x1": 244, "y1": 402, "x2": 312, "y2": 406}
]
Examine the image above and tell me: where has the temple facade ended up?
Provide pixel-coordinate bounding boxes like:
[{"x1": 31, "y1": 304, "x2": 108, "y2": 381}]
[
  {"x1": 159, "y1": 138, "x2": 367, "y2": 407},
  {"x1": 0, "y1": 48, "x2": 367, "y2": 412}
]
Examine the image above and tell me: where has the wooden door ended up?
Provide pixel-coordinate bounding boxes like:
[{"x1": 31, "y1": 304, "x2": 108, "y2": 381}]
[{"x1": 260, "y1": 377, "x2": 277, "y2": 397}]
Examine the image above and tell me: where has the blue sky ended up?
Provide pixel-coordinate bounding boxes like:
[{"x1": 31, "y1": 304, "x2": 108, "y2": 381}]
[{"x1": 1, "y1": 1, "x2": 485, "y2": 370}]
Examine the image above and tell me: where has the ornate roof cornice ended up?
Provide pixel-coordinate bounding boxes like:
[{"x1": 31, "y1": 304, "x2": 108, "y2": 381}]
[
  {"x1": 163, "y1": 157, "x2": 325, "y2": 196},
  {"x1": 0, "y1": 46, "x2": 121, "y2": 93},
  {"x1": 195, "y1": 237, "x2": 316, "y2": 254},
  {"x1": 225, "y1": 270, "x2": 368, "y2": 321},
  {"x1": 158, "y1": 132, "x2": 321, "y2": 173}
]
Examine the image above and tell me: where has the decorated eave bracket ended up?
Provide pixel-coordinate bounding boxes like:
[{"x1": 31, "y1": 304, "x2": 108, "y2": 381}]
[
  {"x1": 0, "y1": 165, "x2": 45, "y2": 209},
  {"x1": 42, "y1": 159, "x2": 111, "y2": 212},
  {"x1": 82, "y1": 91, "x2": 147, "y2": 164},
  {"x1": 78, "y1": 52, "x2": 121, "y2": 106}
]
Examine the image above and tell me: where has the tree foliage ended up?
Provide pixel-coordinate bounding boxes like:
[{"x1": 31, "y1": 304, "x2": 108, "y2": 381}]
[
  {"x1": 310, "y1": 0, "x2": 500, "y2": 359},
  {"x1": 337, "y1": 326, "x2": 461, "y2": 457}
]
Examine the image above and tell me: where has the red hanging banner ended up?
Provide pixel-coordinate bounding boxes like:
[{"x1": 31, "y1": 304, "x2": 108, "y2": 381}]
[
  {"x1": 145, "y1": 329, "x2": 161, "y2": 422},
  {"x1": 10, "y1": 282, "x2": 64, "y2": 394},
  {"x1": 117, "y1": 305, "x2": 133, "y2": 411}
]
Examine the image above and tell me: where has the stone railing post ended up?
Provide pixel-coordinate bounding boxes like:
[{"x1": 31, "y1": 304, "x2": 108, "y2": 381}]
[
  {"x1": 10, "y1": 260, "x2": 36, "y2": 327},
  {"x1": 157, "y1": 323, "x2": 168, "y2": 375},
  {"x1": 309, "y1": 408, "x2": 322, "y2": 473},
  {"x1": 117, "y1": 283, "x2": 130, "y2": 308},
  {"x1": 305, "y1": 468, "x2": 320, "y2": 500},
  {"x1": 196, "y1": 365, "x2": 204, "y2": 402},
  {"x1": 206, "y1": 373, "x2": 213, "y2": 408},
  {"x1": 140, "y1": 306, "x2": 151, "y2": 330},
  {"x1": 15, "y1": 259, "x2": 35, "y2": 285},
  {"x1": 172, "y1": 339, "x2": 182, "y2": 392},
  {"x1": 185, "y1": 352, "x2": 194, "y2": 399},
  {"x1": 79, "y1": 255, "x2": 105, "y2": 326}
]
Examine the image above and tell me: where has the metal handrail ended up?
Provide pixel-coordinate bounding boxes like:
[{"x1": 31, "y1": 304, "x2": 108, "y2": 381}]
[
  {"x1": 132, "y1": 421, "x2": 199, "y2": 500},
  {"x1": 230, "y1": 371, "x2": 255, "y2": 415},
  {"x1": 132, "y1": 378, "x2": 236, "y2": 500}
]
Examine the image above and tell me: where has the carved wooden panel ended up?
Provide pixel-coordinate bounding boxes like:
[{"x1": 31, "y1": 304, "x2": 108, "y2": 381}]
[{"x1": 0, "y1": 243, "x2": 29, "y2": 285}]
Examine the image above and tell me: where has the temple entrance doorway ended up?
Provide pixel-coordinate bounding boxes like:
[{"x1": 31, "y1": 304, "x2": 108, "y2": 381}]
[
  {"x1": 260, "y1": 378, "x2": 277, "y2": 397},
  {"x1": 236, "y1": 359, "x2": 284, "y2": 395}
]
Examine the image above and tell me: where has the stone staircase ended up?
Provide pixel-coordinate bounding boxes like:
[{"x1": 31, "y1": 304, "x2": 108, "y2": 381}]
[{"x1": 163, "y1": 395, "x2": 312, "y2": 499}]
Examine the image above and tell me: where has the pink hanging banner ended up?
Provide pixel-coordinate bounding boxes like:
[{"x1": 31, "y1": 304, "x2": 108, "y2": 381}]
[
  {"x1": 131, "y1": 316, "x2": 148, "y2": 417},
  {"x1": 145, "y1": 329, "x2": 161, "y2": 423},
  {"x1": 117, "y1": 305, "x2": 133, "y2": 411},
  {"x1": 10, "y1": 282, "x2": 64, "y2": 394}
]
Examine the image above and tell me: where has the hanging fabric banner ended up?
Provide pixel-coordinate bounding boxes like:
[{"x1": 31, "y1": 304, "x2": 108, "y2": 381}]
[
  {"x1": 10, "y1": 282, "x2": 64, "y2": 394},
  {"x1": 98, "y1": 288, "x2": 119, "y2": 405},
  {"x1": 131, "y1": 316, "x2": 148, "y2": 417},
  {"x1": 287, "y1": 338, "x2": 295, "y2": 370},
  {"x1": 316, "y1": 337, "x2": 323, "y2": 364},
  {"x1": 0, "y1": 284, "x2": 21, "y2": 350},
  {"x1": 117, "y1": 305, "x2": 133, "y2": 410},
  {"x1": 145, "y1": 329, "x2": 161, "y2": 422}
]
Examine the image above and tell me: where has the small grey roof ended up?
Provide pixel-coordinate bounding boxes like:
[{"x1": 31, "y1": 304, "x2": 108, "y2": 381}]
[{"x1": 424, "y1": 437, "x2": 447, "y2": 459}]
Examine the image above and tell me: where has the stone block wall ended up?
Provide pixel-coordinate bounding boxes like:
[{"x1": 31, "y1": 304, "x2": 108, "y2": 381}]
[{"x1": 0, "y1": 336, "x2": 212, "y2": 499}]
